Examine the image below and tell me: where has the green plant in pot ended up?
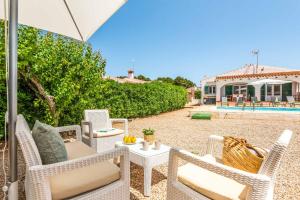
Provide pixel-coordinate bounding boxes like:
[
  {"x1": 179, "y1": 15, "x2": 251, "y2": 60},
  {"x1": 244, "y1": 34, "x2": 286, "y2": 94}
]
[{"x1": 143, "y1": 128, "x2": 155, "y2": 144}]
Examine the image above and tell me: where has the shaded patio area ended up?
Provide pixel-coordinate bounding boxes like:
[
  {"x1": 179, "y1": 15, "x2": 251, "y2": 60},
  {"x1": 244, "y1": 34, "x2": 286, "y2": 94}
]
[{"x1": 220, "y1": 80, "x2": 300, "y2": 102}]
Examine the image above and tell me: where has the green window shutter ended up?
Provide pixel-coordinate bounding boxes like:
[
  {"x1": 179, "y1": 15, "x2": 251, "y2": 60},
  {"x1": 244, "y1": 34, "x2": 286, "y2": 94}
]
[
  {"x1": 260, "y1": 85, "x2": 266, "y2": 101},
  {"x1": 282, "y1": 83, "x2": 292, "y2": 101},
  {"x1": 225, "y1": 85, "x2": 233, "y2": 96},
  {"x1": 204, "y1": 86, "x2": 209, "y2": 94},
  {"x1": 247, "y1": 85, "x2": 255, "y2": 98}
]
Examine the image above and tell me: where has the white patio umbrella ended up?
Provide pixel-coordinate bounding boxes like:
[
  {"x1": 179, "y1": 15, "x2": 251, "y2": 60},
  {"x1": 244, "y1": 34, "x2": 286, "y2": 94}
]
[
  {"x1": 247, "y1": 79, "x2": 292, "y2": 85},
  {"x1": 248, "y1": 79, "x2": 292, "y2": 101},
  {"x1": 0, "y1": 0, "x2": 127, "y2": 199},
  {"x1": 0, "y1": 0, "x2": 127, "y2": 41}
]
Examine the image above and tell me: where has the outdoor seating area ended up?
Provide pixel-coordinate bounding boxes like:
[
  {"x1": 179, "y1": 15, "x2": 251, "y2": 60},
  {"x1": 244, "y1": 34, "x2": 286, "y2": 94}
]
[
  {"x1": 219, "y1": 95, "x2": 300, "y2": 108},
  {"x1": 4, "y1": 108, "x2": 297, "y2": 200},
  {"x1": 15, "y1": 115, "x2": 130, "y2": 200}
]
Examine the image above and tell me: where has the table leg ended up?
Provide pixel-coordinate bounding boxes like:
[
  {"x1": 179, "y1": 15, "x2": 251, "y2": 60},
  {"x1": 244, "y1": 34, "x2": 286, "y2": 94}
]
[{"x1": 144, "y1": 165, "x2": 152, "y2": 197}]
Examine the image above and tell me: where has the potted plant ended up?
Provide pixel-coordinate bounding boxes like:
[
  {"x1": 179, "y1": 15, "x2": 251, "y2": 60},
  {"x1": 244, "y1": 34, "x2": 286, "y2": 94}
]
[{"x1": 143, "y1": 128, "x2": 155, "y2": 144}]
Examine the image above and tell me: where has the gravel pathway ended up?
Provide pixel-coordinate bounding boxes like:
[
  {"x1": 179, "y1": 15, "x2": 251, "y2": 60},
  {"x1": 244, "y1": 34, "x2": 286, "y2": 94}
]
[{"x1": 1, "y1": 107, "x2": 299, "y2": 199}]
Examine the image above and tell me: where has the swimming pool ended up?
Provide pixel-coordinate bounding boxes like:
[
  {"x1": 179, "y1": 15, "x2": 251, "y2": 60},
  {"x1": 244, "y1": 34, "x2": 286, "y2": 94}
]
[{"x1": 217, "y1": 106, "x2": 300, "y2": 112}]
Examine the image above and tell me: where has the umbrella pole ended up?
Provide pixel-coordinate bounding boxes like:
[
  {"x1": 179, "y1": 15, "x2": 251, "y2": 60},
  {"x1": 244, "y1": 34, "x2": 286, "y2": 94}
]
[{"x1": 8, "y1": 0, "x2": 19, "y2": 199}]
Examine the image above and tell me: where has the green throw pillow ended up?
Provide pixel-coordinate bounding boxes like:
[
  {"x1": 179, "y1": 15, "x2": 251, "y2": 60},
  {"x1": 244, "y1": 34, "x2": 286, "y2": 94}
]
[{"x1": 32, "y1": 120, "x2": 67, "y2": 165}]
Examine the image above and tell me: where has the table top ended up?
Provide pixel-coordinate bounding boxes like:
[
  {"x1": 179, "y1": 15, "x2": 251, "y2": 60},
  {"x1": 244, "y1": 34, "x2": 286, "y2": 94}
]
[{"x1": 115, "y1": 138, "x2": 170, "y2": 158}]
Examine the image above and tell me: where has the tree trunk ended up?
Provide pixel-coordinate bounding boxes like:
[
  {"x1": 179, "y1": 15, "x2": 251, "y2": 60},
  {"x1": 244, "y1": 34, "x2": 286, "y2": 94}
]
[{"x1": 19, "y1": 70, "x2": 59, "y2": 126}]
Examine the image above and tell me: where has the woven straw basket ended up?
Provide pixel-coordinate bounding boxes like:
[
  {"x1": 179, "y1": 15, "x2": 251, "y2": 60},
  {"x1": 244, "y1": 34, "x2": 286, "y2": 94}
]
[{"x1": 223, "y1": 136, "x2": 266, "y2": 173}]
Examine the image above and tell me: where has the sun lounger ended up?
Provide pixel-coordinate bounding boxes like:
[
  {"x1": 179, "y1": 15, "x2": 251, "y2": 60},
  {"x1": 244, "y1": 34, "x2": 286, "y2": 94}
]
[
  {"x1": 235, "y1": 97, "x2": 245, "y2": 107},
  {"x1": 272, "y1": 96, "x2": 281, "y2": 107},
  {"x1": 250, "y1": 96, "x2": 262, "y2": 107},
  {"x1": 266, "y1": 96, "x2": 275, "y2": 107},
  {"x1": 221, "y1": 97, "x2": 229, "y2": 106},
  {"x1": 287, "y1": 96, "x2": 300, "y2": 107}
]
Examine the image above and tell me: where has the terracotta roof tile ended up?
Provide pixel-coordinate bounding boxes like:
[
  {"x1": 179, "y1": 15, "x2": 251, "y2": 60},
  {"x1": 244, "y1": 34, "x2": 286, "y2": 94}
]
[
  {"x1": 216, "y1": 71, "x2": 300, "y2": 80},
  {"x1": 202, "y1": 65, "x2": 300, "y2": 81}
]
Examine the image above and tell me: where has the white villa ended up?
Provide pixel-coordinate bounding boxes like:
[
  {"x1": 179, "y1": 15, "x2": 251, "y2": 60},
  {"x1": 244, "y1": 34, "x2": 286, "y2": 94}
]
[{"x1": 201, "y1": 64, "x2": 300, "y2": 104}]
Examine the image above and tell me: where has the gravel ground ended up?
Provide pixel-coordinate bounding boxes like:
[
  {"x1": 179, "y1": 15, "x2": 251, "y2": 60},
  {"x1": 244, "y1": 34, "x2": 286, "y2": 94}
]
[{"x1": 1, "y1": 107, "x2": 299, "y2": 199}]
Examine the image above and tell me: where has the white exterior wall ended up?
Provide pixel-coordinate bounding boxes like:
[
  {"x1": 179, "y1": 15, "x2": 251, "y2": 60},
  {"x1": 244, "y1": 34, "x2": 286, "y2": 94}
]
[
  {"x1": 200, "y1": 80, "x2": 206, "y2": 104},
  {"x1": 254, "y1": 85, "x2": 262, "y2": 101},
  {"x1": 215, "y1": 82, "x2": 225, "y2": 102},
  {"x1": 292, "y1": 82, "x2": 298, "y2": 96}
]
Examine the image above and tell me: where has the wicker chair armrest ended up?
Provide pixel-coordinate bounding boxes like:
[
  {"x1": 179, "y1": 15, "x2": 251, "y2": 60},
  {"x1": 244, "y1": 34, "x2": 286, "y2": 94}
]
[
  {"x1": 110, "y1": 118, "x2": 128, "y2": 135},
  {"x1": 29, "y1": 146, "x2": 129, "y2": 178},
  {"x1": 169, "y1": 148, "x2": 270, "y2": 186},
  {"x1": 81, "y1": 120, "x2": 93, "y2": 142},
  {"x1": 55, "y1": 125, "x2": 82, "y2": 141},
  {"x1": 206, "y1": 135, "x2": 224, "y2": 155}
]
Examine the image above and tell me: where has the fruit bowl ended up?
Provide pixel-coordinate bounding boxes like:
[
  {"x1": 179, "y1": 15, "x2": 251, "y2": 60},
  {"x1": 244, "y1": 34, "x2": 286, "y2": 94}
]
[
  {"x1": 123, "y1": 135, "x2": 137, "y2": 145},
  {"x1": 123, "y1": 142, "x2": 136, "y2": 145}
]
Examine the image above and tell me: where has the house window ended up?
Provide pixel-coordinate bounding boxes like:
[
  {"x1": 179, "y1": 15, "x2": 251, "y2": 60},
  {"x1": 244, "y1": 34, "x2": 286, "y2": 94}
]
[
  {"x1": 205, "y1": 85, "x2": 216, "y2": 95},
  {"x1": 209, "y1": 87, "x2": 212, "y2": 94},
  {"x1": 240, "y1": 85, "x2": 247, "y2": 96},
  {"x1": 211, "y1": 86, "x2": 216, "y2": 94},
  {"x1": 233, "y1": 86, "x2": 239, "y2": 94},
  {"x1": 233, "y1": 85, "x2": 247, "y2": 95},
  {"x1": 274, "y1": 85, "x2": 281, "y2": 96},
  {"x1": 267, "y1": 85, "x2": 272, "y2": 95}
]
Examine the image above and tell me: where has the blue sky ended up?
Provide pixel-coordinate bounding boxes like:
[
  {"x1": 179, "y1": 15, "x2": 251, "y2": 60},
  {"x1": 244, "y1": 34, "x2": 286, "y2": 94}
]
[{"x1": 89, "y1": 0, "x2": 300, "y2": 85}]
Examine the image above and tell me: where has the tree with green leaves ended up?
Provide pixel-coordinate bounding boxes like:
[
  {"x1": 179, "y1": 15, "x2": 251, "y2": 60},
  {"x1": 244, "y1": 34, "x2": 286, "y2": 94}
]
[
  {"x1": 156, "y1": 76, "x2": 195, "y2": 88},
  {"x1": 1, "y1": 22, "x2": 105, "y2": 128},
  {"x1": 174, "y1": 76, "x2": 195, "y2": 88},
  {"x1": 156, "y1": 77, "x2": 175, "y2": 85},
  {"x1": 136, "y1": 74, "x2": 151, "y2": 81}
]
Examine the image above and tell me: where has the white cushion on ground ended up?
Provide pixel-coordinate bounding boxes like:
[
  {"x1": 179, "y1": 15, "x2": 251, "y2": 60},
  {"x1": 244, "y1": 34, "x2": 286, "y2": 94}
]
[{"x1": 49, "y1": 141, "x2": 120, "y2": 200}]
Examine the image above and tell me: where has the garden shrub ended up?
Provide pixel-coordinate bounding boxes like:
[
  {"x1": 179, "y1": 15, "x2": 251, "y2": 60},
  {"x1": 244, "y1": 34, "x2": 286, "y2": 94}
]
[
  {"x1": 195, "y1": 90, "x2": 201, "y2": 99},
  {"x1": 100, "y1": 81, "x2": 187, "y2": 118}
]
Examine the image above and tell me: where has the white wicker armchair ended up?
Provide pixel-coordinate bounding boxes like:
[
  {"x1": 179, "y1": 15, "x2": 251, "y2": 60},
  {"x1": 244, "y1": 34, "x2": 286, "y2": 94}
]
[
  {"x1": 81, "y1": 109, "x2": 128, "y2": 153},
  {"x1": 166, "y1": 130, "x2": 293, "y2": 200},
  {"x1": 16, "y1": 115, "x2": 130, "y2": 200}
]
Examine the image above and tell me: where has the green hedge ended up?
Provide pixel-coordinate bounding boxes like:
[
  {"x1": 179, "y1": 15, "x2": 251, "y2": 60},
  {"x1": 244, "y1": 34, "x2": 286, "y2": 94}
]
[
  {"x1": 102, "y1": 81, "x2": 187, "y2": 118},
  {"x1": 0, "y1": 80, "x2": 187, "y2": 138}
]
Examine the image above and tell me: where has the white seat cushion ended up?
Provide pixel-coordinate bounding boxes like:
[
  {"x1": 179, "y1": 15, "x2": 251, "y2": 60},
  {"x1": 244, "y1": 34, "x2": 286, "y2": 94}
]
[
  {"x1": 178, "y1": 155, "x2": 248, "y2": 200},
  {"x1": 49, "y1": 141, "x2": 120, "y2": 200},
  {"x1": 85, "y1": 128, "x2": 124, "y2": 138}
]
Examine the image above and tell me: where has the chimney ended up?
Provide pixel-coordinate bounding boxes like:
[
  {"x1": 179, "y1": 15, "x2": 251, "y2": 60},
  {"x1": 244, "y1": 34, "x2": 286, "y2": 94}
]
[{"x1": 128, "y1": 69, "x2": 134, "y2": 79}]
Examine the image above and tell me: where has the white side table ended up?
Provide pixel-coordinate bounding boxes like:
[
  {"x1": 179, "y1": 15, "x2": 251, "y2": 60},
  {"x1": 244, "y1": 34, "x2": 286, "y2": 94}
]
[{"x1": 115, "y1": 138, "x2": 170, "y2": 197}]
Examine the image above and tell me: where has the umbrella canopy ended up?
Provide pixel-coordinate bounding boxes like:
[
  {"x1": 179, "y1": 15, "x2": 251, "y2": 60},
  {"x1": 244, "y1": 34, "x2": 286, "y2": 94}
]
[
  {"x1": 248, "y1": 79, "x2": 292, "y2": 85},
  {"x1": 0, "y1": 0, "x2": 127, "y2": 41}
]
